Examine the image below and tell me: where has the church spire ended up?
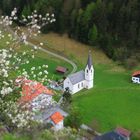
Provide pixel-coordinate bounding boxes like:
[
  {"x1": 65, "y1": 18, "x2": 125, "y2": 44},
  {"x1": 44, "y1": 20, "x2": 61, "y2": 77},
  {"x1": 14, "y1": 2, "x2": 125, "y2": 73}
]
[{"x1": 86, "y1": 51, "x2": 93, "y2": 70}]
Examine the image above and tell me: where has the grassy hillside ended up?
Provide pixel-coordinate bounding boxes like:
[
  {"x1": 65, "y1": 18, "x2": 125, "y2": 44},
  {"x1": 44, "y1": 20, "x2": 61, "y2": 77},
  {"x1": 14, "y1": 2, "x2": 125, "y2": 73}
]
[
  {"x1": 19, "y1": 50, "x2": 73, "y2": 80},
  {"x1": 1, "y1": 31, "x2": 140, "y2": 139},
  {"x1": 0, "y1": 33, "x2": 73, "y2": 80},
  {"x1": 73, "y1": 65, "x2": 140, "y2": 131},
  {"x1": 32, "y1": 33, "x2": 140, "y2": 139}
]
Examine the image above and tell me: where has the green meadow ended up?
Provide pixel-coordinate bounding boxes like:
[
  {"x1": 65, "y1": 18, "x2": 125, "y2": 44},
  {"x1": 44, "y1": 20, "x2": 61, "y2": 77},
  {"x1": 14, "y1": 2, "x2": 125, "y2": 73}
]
[
  {"x1": 38, "y1": 33, "x2": 140, "y2": 139},
  {"x1": 73, "y1": 64, "x2": 140, "y2": 132},
  {"x1": 19, "y1": 50, "x2": 73, "y2": 80},
  {"x1": 0, "y1": 33, "x2": 72, "y2": 80},
  {"x1": 1, "y1": 32, "x2": 140, "y2": 139}
]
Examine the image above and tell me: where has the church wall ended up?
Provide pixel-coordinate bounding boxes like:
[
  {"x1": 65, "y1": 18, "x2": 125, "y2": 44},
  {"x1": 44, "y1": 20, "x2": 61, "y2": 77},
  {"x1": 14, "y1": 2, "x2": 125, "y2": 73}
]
[
  {"x1": 72, "y1": 81, "x2": 85, "y2": 94},
  {"x1": 85, "y1": 80, "x2": 93, "y2": 89},
  {"x1": 63, "y1": 78, "x2": 73, "y2": 93}
]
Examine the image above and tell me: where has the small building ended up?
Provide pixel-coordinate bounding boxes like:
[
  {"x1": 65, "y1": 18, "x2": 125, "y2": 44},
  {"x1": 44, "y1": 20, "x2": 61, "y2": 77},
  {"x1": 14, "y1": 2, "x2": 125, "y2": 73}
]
[
  {"x1": 115, "y1": 127, "x2": 131, "y2": 140},
  {"x1": 132, "y1": 71, "x2": 140, "y2": 84},
  {"x1": 63, "y1": 51, "x2": 94, "y2": 94},
  {"x1": 16, "y1": 78, "x2": 67, "y2": 130},
  {"x1": 34, "y1": 105, "x2": 68, "y2": 131},
  {"x1": 56, "y1": 66, "x2": 67, "y2": 74},
  {"x1": 19, "y1": 79, "x2": 54, "y2": 111},
  {"x1": 94, "y1": 127, "x2": 131, "y2": 140},
  {"x1": 50, "y1": 112, "x2": 64, "y2": 131}
]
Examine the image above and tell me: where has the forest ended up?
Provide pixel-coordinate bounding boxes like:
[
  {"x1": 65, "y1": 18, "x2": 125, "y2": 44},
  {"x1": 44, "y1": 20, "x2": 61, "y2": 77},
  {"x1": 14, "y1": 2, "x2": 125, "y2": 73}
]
[{"x1": 1, "y1": 0, "x2": 140, "y2": 66}]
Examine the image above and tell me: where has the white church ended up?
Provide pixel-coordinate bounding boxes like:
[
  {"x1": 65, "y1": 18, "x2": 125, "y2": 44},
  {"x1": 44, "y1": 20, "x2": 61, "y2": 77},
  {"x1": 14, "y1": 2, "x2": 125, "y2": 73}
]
[{"x1": 63, "y1": 52, "x2": 94, "y2": 94}]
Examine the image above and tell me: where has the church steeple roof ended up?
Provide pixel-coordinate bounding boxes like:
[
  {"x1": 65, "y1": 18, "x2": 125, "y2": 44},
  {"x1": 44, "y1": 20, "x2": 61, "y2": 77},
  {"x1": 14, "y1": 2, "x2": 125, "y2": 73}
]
[{"x1": 86, "y1": 51, "x2": 93, "y2": 69}]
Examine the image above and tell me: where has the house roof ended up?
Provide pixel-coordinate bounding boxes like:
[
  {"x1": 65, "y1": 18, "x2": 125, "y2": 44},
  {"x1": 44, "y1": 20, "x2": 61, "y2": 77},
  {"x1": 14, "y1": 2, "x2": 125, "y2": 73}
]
[
  {"x1": 34, "y1": 105, "x2": 68, "y2": 123},
  {"x1": 50, "y1": 112, "x2": 64, "y2": 124},
  {"x1": 115, "y1": 127, "x2": 131, "y2": 137},
  {"x1": 68, "y1": 70, "x2": 85, "y2": 85},
  {"x1": 132, "y1": 71, "x2": 140, "y2": 77},
  {"x1": 56, "y1": 66, "x2": 67, "y2": 73},
  {"x1": 86, "y1": 51, "x2": 93, "y2": 70},
  {"x1": 94, "y1": 131, "x2": 126, "y2": 140},
  {"x1": 20, "y1": 80, "x2": 53, "y2": 103}
]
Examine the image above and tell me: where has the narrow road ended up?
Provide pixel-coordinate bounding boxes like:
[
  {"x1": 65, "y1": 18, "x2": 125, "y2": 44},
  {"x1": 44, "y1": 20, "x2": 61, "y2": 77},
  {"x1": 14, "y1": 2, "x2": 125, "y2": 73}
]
[
  {"x1": 27, "y1": 41, "x2": 77, "y2": 74},
  {"x1": 6, "y1": 26, "x2": 77, "y2": 74}
]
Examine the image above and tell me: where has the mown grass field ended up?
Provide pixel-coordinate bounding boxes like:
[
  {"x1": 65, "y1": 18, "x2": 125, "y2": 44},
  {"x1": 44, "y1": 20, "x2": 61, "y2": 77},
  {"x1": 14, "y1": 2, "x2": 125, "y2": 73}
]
[
  {"x1": 33, "y1": 33, "x2": 140, "y2": 139},
  {"x1": 19, "y1": 51, "x2": 73, "y2": 80},
  {"x1": 73, "y1": 65, "x2": 140, "y2": 131},
  {"x1": 0, "y1": 33, "x2": 73, "y2": 80},
  {"x1": 1, "y1": 31, "x2": 140, "y2": 139}
]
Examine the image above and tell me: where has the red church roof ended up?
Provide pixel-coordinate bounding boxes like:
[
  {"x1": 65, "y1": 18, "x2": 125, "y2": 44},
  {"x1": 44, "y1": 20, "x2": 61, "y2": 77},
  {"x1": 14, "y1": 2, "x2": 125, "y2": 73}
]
[
  {"x1": 50, "y1": 112, "x2": 64, "y2": 124},
  {"x1": 20, "y1": 80, "x2": 53, "y2": 103},
  {"x1": 115, "y1": 127, "x2": 131, "y2": 137},
  {"x1": 132, "y1": 71, "x2": 140, "y2": 76}
]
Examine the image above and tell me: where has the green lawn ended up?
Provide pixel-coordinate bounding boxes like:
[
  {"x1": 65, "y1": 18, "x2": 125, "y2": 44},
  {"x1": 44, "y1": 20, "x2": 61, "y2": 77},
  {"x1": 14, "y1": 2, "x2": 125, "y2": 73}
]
[
  {"x1": 34, "y1": 33, "x2": 140, "y2": 138},
  {"x1": 0, "y1": 33, "x2": 72, "y2": 80},
  {"x1": 73, "y1": 64, "x2": 140, "y2": 134},
  {"x1": 1, "y1": 31, "x2": 140, "y2": 139},
  {"x1": 19, "y1": 50, "x2": 73, "y2": 80}
]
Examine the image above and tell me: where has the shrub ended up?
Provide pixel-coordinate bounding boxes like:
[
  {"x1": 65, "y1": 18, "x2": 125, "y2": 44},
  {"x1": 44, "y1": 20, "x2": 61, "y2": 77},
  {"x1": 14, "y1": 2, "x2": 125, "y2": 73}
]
[
  {"x1": 112, "y1": 47, "x2": 129, "y2": 61},
  {"x1": 64, "y1": 105, "x2": 82, "y2": 129},
  {"x1": 124, "y1": 56, "x2": 138, "y2": 70}
]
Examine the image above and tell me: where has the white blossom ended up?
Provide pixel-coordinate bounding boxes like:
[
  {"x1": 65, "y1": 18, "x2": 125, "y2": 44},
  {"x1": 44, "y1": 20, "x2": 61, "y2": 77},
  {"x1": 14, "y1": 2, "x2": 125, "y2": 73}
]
[
  {"x1": 40, "y1": 42, "x2": 43, "y2": 46},
  {"x1": 1, "y1": 87, "x2": 13, "y2": 96}
]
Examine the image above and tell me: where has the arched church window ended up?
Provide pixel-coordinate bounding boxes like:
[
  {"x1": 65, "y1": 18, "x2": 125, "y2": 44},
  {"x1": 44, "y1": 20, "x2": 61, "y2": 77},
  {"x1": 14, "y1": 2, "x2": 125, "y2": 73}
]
[
  {"x1": 87, "y1": 69, "x2": 88, "y2": 73},
  {"x1": 91, "y1": 69, "x2": 92, "y2": 73}
]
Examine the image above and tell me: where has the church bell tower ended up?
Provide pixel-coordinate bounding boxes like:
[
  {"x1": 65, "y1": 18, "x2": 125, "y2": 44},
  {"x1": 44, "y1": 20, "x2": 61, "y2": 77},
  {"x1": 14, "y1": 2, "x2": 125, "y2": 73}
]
[{"x1": 85, "y1": 51, "x2": 94, "y2": 89}]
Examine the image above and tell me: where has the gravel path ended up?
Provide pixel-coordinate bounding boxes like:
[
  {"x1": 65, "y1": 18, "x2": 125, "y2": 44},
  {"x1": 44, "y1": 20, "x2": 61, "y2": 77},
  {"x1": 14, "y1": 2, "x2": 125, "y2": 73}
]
[
  {"x1": 27, "y1": 41, "x2": 77, "y2": 74},
  {"x1": 6, "y1": 26, "x2": 77, "y2": 74}
]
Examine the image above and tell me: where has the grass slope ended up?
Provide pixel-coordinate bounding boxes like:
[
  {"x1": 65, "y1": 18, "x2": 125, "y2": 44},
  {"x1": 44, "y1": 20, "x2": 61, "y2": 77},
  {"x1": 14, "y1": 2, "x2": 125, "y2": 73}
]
[
  {"x1": 34, "y1": 33, "x2": 140, "y2": 135},
  {"x1": 0, "y1": 33, "x2": 72, "y2": 80},
  {"x1": 73, "y1": 64, "x2": 140, "y2": 132},
  {"x1": 1, "y1": 31, "x2": 140, "y2": 138},
  {"x1": 19, "y1": 51, "x2": 73, "y2": 80}
]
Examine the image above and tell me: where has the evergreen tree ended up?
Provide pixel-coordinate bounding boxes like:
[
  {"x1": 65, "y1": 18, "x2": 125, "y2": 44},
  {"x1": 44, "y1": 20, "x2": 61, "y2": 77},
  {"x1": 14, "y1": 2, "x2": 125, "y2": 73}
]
[
  {"x1": 88, "y1": 24, "x2": 98, "y2": 45},
  {"x1": 63, "y1": 87, "x2": 72, "y2": 104}
]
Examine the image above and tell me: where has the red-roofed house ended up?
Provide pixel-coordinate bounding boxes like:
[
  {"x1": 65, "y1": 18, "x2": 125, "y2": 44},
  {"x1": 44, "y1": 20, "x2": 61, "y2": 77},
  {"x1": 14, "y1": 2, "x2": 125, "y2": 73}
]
[
  {"x1": 16, "y1": 77, "x2": 67, "y2": 130},
  {"x1": 132, "y1": 71, "x2": 140, "y2": 84},
  {"x1": 94, "y1": 127, "x2": 131, "y2": 140},
  {"x1": 115, "y1": 127, "x2": 131, "y2": 139},
  {"x1": 19, "y1": 79, "x2": 53, "y2": 111},
  {"x1": 50, "y1": 112, "x2": 64, "y2": 130}
]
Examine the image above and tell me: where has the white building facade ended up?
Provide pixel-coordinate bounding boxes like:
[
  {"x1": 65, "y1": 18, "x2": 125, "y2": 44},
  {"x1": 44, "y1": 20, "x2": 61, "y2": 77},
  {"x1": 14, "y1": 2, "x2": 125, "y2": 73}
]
[
  {"x1": 132, "y1": 76, "x2": 140, "y2": 84},
  {"x1": 51, "y1": 119, "x2": 64, "y2": 131},
  {"x1": 132, "y1": 71, "x2": 140, "y2": 84},
  {"x1": 63, "y1": 52, "x2": 94, "y2": 94}
]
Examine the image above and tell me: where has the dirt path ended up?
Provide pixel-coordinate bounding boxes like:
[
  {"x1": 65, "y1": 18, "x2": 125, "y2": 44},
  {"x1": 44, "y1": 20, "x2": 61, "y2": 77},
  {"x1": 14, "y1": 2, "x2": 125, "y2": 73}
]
[
  {"x1": 6, "y1": 26, "x2": 77, "y2": 74},
  {"x1": 27, "y1": 41, "x2": 77, "y2": 74}
]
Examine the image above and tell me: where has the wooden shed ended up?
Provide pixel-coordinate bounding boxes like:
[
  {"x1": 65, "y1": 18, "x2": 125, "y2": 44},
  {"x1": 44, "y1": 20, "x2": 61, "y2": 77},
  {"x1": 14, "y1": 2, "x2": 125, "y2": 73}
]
[{"x1": 56, "y1": 66, "x2": 67, "y2": 74}]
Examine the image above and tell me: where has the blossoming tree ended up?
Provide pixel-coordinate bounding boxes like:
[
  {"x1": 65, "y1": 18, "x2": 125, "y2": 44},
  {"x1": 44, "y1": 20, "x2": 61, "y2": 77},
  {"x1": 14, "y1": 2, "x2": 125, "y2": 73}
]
[{"x1": 0, "y1": 8, "x2": 55, "y2": 130}]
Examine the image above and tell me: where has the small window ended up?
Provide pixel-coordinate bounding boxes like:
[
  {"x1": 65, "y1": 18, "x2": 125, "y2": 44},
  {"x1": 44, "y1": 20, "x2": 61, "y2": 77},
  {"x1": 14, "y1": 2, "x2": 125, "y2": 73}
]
[
  {"x1": 136, "y1": 78, "x2": 139, "y2": 82},
  {"x1": 87, "y1": 69, "x2": 88, "y2": 73},
  {"x1": 91, "y1": 69, "x2": 92, "y2": 73},
  {"x1": 78, "y1": 84, "x2": 80, "y2": 88},
  {"x1": 81, "y1": 82, "x2": 83, "y2": 87},
  {"x1": 133, "y1": 77, "x2": 139, "y2": 82},
  {"x1": 132, "y1": 77, "x2": 135, "y2": 80}
]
